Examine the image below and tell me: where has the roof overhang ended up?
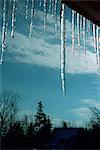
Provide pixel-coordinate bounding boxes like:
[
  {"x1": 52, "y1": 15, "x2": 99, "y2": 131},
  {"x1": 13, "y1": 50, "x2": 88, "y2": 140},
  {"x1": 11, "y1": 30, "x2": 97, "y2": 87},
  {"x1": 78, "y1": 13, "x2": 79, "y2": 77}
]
[{"x1": 61, "y1": 0, "x2": 100, "y2": 26}]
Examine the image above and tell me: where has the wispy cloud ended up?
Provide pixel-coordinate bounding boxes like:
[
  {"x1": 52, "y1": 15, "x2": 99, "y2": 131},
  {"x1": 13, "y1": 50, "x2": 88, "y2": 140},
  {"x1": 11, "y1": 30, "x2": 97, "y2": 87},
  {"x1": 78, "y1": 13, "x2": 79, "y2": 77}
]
[
  {"x1": 6, "y1": 30, "x2": 98, "y2": 74},
  {"x1": 71, "y1": 107, "x2": 90, "y2": 119},
  {"x1": 81, "y1": 99, "x2": 100, "y2": 109},
  {"x1": 71, "y1": 98, "x2": 100, "y2": 122},
  {"x1": 0, "y1": 9, "x2": 99, "y2": 74}
]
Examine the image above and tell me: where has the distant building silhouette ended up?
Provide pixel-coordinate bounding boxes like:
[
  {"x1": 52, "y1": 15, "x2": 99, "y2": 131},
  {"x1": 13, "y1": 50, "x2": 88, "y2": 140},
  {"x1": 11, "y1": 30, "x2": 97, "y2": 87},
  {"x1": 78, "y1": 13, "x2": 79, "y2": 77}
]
[{"x1": 45, "y1": 128, "x2": 83, "y2": 149}]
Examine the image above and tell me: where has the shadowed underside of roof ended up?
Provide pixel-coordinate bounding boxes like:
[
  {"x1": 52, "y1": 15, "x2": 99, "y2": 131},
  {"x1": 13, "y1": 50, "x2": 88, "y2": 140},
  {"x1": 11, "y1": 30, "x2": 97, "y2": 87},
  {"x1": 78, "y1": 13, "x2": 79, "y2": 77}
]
[{"x1": 61, "y1": 0, "x2": 100, "y2": 26}]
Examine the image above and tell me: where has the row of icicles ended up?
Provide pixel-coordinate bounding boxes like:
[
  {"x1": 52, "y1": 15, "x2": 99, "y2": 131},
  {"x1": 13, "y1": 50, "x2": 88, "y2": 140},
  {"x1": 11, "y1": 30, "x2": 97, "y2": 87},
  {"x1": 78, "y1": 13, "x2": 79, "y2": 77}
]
[
  {"x1": 0, "y1": 0, "x2": 100, "y2": 96},
  {"x1": 61, "y1": 4, "x2": 100, "y2": 95}
]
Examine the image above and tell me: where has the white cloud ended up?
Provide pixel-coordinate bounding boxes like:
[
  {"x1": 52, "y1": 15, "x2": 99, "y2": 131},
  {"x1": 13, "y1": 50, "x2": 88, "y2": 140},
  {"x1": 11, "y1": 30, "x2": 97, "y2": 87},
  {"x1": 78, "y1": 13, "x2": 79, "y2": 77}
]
[
  {"x1": 6, "y1": 30, "x2": 98, "y2": 74},
  {"x1": 81, "y1": 99, "x2": 100, "y2": 109},
  {"x1": 0, "y1": 9, "x2": 99, "y2": 74},
  {"x1": 71, "y1": 99, "x2": 100, "y2": 122},
  {"x1": 71, "y1": 107, "x2": 90, "y2": 118}
]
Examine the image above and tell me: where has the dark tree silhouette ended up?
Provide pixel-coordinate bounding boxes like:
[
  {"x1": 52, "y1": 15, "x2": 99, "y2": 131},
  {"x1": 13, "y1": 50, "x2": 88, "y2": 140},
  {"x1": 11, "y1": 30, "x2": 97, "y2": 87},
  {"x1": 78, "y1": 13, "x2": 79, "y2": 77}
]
[
  {"x1": 26, "y1": 122, "x2": 35, "y2": 148},
  {"x1": 0, "y1": 90, "x2": 20, "y2": 136},
  {"x1": 2, "y1": 121, "x2": 26, "y2": 149},
  {"x1": 34, "y1": 101, "x2": 52, "y2": 148},
  {"x1": 21, "y1": 114, "x2": 29, "y2": 135},
  {"x1": 27, "y1": 122, "x2": 35, "y2": 137},
  {"x1": 62, "y1": 121, "x2": 68, "y2": 128},
  {"x1": 89, "y1": 106, "x2": 100, "y2": 129},
  {"x1": 34, "y1": 101, "x2": 52, "y2": 132},
  {"x1": 88, "y1": 107, "x2": 100, "y2": 148}
]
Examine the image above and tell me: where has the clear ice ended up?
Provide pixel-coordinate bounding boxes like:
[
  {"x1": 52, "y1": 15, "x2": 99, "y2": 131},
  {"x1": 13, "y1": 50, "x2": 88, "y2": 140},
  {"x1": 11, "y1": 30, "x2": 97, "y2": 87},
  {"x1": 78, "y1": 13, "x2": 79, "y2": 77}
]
[
  {"x1": 83, "y1": 17, "x2": 86, "y2": 55},
  {"x1": 77, "y1": 13, "x2": 80, "y2": 54},
  {"x1": 11, "y1": 0, "x2": 16, "y2": 38},
  {"x1": 60, "y1": 4, "x2": 66, "y2": 96},
  {"x1": 43, "y1": 0, "x2": 47, "y2": 30},
  {"x1": 1, "y1": 0, "x2": 7, "y2": 64},
  {"x1": 29, "y1": 0, "x2": 35, "y2": 37},
  {"x1": 25, "y1": 0, "x2": 29, "y2": 20},
  {"x1": 72, "y1": 10, "x2": 75, "y2": 58}
]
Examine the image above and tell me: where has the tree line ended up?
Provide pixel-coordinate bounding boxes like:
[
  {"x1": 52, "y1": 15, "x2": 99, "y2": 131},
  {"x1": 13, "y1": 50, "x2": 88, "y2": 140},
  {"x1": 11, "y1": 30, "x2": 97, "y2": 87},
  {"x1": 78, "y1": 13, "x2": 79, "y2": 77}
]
[{"x1": 0, "y1": 90, "x2": 100, "y2": 149}]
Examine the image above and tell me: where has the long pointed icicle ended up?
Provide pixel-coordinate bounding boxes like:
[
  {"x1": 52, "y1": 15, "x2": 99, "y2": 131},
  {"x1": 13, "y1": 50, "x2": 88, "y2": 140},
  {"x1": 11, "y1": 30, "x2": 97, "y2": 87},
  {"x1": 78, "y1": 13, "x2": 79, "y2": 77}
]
[
  {"x1": 52, "y1": 0, "x2": 55, "y2": 17},
  {"x1": 25, "y1": 0, "x2": 29, "y2": 20},
  {"x1": 11, "y1": 0, "x2": 16, "y2": 38},
  {"x1": 96, "y1": 25, "x2": 99, "y2": 66},
  {"x1": 98, "y1": 27, "x2": 100, "y2": 73},
  {"x1": 88, "y1": 19, "x2": 91, "y2": 35},
  {"x1": 80, "y1": 15, "x2": 82, "y2": 32},
  {"x1": 49, "y1": 0, "x2": 52, "y2": 12},
  {"x1": 29, "y1": 0, "x2": 35, "y2": 37},
  {"x1": 5, "y1": 22, "x2": 8, "y2": 49},
  {"x1": 39, "y1": 0, "x2": 42, "y2": 7},
  {"x1": 93, "y1": 24, "x2": 96, "y2": 53},
  {"x1": 77, "y1": 13, "x2": 80, "y2": 54},
  {"x1": 44, "y1": 0, "x2": 47, "y2": 30},
  {"x1": 54, "y1": 0, "x2": 58, "y2": 37},
  {"x1": 93, "y1": 23, "x2": 98, "y2": 64},
  {"x1": 0, "y1": 0, "x2": 6, "y2": 64},
  {"x1": 72, "y1": 10, "x2": 75, "y2": 58},
  {"x1": 83, "y1": 17, "x2": 86, "y2": 55},
  {"x1": 79, "y1": 15, "x2": 82, "y2": 49},
  {"x1": 60, "y1": 4, "x2": 66, "y2": 96}
]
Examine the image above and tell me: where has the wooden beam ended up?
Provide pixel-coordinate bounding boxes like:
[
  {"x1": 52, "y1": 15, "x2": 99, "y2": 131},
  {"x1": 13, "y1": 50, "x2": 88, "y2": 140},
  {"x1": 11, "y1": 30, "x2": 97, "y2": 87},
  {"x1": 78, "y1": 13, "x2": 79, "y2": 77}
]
[{"x1": 61, "y1": 0, "x2": 100, "y2": 26}]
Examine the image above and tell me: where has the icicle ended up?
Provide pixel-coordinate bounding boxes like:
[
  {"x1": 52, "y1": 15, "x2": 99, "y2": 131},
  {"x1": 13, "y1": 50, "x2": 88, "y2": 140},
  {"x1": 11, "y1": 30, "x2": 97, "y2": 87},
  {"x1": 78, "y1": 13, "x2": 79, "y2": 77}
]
[
  {"x1": 93, "y1": 24, "x2": 98, "y2": 64},
  {"x1": 88, "y1": 19, "x2": 91, "y2": 35},
  {"x1": 11, "y1": 0, "x2": 16, "y2": 38},
  {"x1": 1, "y1": 0, "x2": 7, "y2": 64},
  {"x1": 1, "y1": 0, "x2": 6, "y2": 51},
  {"x1": 96, "y1": 26, "x2": 99, "y2": 53},
  {"x1": 25, "y1": 0, "x2": 29, "y2": 20},
  {"x1": 4, "y1": 23, "x2": 8, "y2": 49},
  {"x1": 79, "y1": 15, "x2": 82, "y2": 30},
  {"x1": 43, "y1": 0, "x2": 47, "y2": 30},
  {"x1": 98, "y1": 27, "x2": 100, "y2": 73},
  {"x1": 96, "y1": 25, "x2": 99, "y2": 65},
  {"x1": 49, "y1": 0, "x2": 52, "y2": 12},
  {"x1": 52, "y1": 0, "x2": 55, "y2": 17},
  {"x1": 72, "y1": 10, "x2": 75, "y2": 58},
  {"x1": 93, "y1": 24, "x2": 96, "y2": 53},
  {"x1": 60, "y1": 4, "x2": 66, "y2": 96},
  {"x1": 79, "y1": 15, "x2": 83, "y2": 50},
  {"x1": 77, "y1": 13, "x2": 80, "y2": 54},
  {"x1": 83, "y1": 17, "x2": 86, "y2": 55},
  {"x1": 0, "y1": 52, "x2": 4, "y2": 65},
  {"x1": 39, "y1": 0, "x2": 42, "y2": 7},
  {"x1": 29, "y1": 0, "x2": 35, "y2": 37},
  {"x1": 54, "y1": 0, "x2": 58, "y2": 37},
  {"x1": 93, "y1": 24, "x2": 99, "y2": 65}
]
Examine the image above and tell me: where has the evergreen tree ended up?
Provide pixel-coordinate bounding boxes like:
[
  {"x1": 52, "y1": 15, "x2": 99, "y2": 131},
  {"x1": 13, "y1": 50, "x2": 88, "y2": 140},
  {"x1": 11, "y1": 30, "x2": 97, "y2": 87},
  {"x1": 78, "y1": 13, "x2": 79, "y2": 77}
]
[
  {"x1": 34, "y1": 101, "x2": 46, "y2": 132},
  {"x1": 27, "y1": 122, "x2": 35, "y2": 137},
  {"x1": 34, "y1": 101, "x2": 52, "y2": 147},
  {"x1": 34, "y1": 101, "x2": 52, "y2": 132}
]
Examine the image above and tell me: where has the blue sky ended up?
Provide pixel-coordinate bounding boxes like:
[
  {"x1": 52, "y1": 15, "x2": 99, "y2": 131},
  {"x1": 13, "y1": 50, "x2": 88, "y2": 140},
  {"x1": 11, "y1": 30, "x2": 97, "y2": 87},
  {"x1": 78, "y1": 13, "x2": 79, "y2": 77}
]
[{"x1": 0, "y1": 0, "x2": 100, "y2": 125}]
